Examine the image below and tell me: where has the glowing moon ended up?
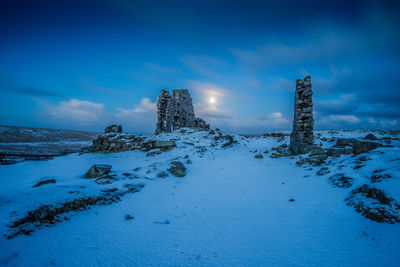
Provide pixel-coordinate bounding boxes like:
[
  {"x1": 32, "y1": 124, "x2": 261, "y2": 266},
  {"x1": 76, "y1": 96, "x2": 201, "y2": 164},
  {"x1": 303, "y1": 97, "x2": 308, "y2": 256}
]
[{"x1": 209, "y1": 97, "x2": 216, "y2": 104}]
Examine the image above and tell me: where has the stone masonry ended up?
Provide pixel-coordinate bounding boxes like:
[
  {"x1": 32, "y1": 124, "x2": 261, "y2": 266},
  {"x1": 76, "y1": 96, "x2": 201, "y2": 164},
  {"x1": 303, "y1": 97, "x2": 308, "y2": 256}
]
[
  {"x1": 155, "y1": 89, "x2": 210, "y2": 134},
  {"x1": 289, "y1": 76, "x2": 314, "y2": 154}
]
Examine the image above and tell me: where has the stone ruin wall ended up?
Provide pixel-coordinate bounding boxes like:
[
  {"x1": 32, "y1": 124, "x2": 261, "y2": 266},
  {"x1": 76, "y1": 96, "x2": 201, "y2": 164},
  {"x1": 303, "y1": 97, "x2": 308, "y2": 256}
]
[
  {"x1": 289, "y1": 76, "x2": 314, "y2": 154},
  {"x1": 155, "y1": 89, "x2": 210, "y2": 134}
]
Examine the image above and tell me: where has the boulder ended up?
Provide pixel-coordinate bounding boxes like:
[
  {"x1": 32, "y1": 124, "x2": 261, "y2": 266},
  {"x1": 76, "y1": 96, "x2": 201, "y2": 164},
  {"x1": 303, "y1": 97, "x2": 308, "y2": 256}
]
[
  {"x1": 85, "y1": 164, "x2": 112, "y2": 178},
  {"x1": 335, "y1": 138, "x2": 355, "y2": 147},
  {"x1": 254, "y1": 153, "x2": 263, "y2": 159},
  {"x1": 168, "y1": 161, "x2": 186, "y2": 177},
  {"x1": 105, "y1": 124, "x2": 122, "y2": 133},
  {"x1": 309, "y1": 146, "x2": 325, "y2": 156},
  {"x1": 352, "y1": 140, "x2": 383, "y2": 154},
  {"x1": 154, "y1": 140, "x2": 176, "y2": 151},
  {"x1": 363, "y1": 133, "x2": 378, "y2": 140}
]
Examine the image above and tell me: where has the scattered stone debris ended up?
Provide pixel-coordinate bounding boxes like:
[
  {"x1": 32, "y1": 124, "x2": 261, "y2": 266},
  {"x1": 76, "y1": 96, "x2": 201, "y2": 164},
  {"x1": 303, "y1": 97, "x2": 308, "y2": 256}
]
[
  {"x1": 94, "y1": 175, "x2": 118, "y2": 185},
  {"x1": 289, "y1": 76, "x2": 314, "y2": 154},
  {"x1": 155, "y1": 89, "x2": 210, "y2": 134},
  {"x1": 254, "y1": 153, "x2": 263, "y2": 159},
  {"x1": 221, "y1": 135, "x2": 237, "y2": 148},
  {"x1": 168, "y1": 161, "x2": 187, "y2": 177},
  {"x1": 317, "y1": 167, "x2": 330, "y2": 176},
  {"x1": 296, "y1": 155, "x2": 327, "y2": 166},
  {"x1": 345, "y1": 184, "x2": 400, "y2": 223},
  {"x1": 85, "y1": 164, "x2": 112, "y2": 178},
  {"x1": 33, "y1": 178, "x2": 56, "y2": 188},
  {"x1": 328, "y1": 173, "x2": 353, "y2": 188},
  {"x1": 6, "y1": 183, "x2": 145, "y2": 239},
  {"x1": 371, "y1": 174, "x2": 392, "y2": 183},
  {"x1": 105, "y1": 124, "x2": 122, "y2": 133}
]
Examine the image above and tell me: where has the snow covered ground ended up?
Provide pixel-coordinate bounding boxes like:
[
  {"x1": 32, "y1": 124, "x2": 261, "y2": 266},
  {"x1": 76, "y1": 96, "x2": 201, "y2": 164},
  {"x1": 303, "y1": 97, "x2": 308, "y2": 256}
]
[{"x1": 0, "y1": 128, "x2": 399, "y2": 266}]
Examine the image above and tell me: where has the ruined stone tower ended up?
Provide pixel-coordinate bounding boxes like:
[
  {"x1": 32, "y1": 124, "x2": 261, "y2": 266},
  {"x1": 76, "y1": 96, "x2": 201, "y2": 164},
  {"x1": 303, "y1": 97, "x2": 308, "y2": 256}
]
[
  {"x1": 289, "y1": 76, "x2": 314, "y2": 154},
  {"x1": 155, "y1": 89, "x2": 210, "y2": 134}
]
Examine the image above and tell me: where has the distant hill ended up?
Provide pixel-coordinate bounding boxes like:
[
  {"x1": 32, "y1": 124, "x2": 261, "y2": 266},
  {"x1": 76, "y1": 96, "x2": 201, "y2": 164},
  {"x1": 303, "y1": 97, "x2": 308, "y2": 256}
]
[
  {"x1": 0, "y1": 126, "x2": 101, "y2": 161},
  {"x1": 0, "y1": 125, "x2": 100, "y2": 143}
]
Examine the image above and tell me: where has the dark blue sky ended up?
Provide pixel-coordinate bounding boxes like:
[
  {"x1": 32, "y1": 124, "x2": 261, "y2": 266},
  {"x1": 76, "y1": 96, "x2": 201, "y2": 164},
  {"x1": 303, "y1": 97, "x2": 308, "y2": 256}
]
[{"x1": 1, "y1": 0, "x2": 399, "y2": 133}]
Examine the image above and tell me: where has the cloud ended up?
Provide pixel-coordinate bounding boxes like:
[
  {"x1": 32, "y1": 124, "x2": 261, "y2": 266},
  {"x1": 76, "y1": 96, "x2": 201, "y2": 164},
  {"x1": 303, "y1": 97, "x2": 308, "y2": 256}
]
[
  {"x1": 0, "y1": 74, "x2": 62, "y2": 97},
  {"x1": 180, "y1": 55, "x2": 228, "y2": 78},
  {"x1": 115, "y1": 98, "x2": 157, "y2": 133},
  {"x1": 230, "y1": 32, "x2": 360, "y2": 70},
  {"x1": 143, "y1": 63, "x2": 182, "y2": 74},
  {"x1": 329, "y1": 115, "x2": 361, "y2": 124},
  {"x1": 44, "y1": 99, "x2": 111, "y2": 126}
]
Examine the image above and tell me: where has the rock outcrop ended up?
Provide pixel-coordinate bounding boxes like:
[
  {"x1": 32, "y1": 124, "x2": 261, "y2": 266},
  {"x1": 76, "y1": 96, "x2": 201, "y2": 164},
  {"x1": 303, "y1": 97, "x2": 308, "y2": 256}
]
[
  {"x1": 155, "y1": 89, "x2": 210, "y2": 134},
  {"x1": 289, "y1": 76, "x2": 314, "y2": 154}
]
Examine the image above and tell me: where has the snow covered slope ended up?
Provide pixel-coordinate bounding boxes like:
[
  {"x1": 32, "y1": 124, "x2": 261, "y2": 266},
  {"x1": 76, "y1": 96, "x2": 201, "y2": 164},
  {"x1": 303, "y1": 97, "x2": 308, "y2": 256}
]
[{"x1": 0, "y1": 128, "x2": 399, "y2": 266}]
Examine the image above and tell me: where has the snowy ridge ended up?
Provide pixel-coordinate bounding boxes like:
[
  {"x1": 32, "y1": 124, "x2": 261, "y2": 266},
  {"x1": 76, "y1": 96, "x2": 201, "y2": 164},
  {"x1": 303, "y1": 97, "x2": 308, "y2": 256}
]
[{"x1": 0, "y1": 128, "x2": 399, "y2": 266}]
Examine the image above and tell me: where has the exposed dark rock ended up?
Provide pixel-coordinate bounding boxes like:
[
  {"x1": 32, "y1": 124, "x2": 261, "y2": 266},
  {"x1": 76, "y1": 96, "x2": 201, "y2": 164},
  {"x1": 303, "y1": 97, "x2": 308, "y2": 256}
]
[
  {"x1": 221, "y1": 135, "x2": 237, "y2": 148},
  {"x1": 146, "y1": 150, "x2": 162, "y2": 157},
  {"x1": 317, "y1": 167, "x2": 330, "y2": 176},
  {"x1": 104, "y1": 125, "x2": 122, "y2": 133},
  {"x1": 33, "y1": 178, "x2": 56, "y2": 188},
  {"x1": 157, "y1": 171, "x2": 168, "y2": 178},
  {"x1": 7, "y1": 183, "x2": 145, "y2": 239},
  {"x1": 94, "y1": 175, "x2": 118, "y2": 185},
  {"x1": 254, "y1": 153, "x2": 263, "y2": 159},
  {"x1": 371, "y1": 174, "x2": 392, "y2": 183},
  {"x1": 168, "y1": 161, "x2": 187, "y2": 177},
  {"x1": 125, "y1": 214, "x2": 134, "y2": 220},
  {"x1": 352, "y1": 140, "x2": 383, "y2": 155},
  {"x1": 353, "y1": 165, "x2": 364, "y2": 169},
  {"x1": 85, "y1": 164, "x2": 112, "y2": 178},
  {"x1": 328, "y1": 174, "x2": 353, "y2": 188},
  {"x1": 289, "y1": 76, "x2": 314, "y2": 154},
  {"x1": 346, "y1": 184, "x2": 400, "y2": 223}
]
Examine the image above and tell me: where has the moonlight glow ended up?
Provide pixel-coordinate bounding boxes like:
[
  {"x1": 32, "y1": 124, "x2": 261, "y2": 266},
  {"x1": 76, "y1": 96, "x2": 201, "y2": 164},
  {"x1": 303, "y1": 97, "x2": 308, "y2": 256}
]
[{"x1": 209, "y1": 97, "x2": 216, "y2": 104}]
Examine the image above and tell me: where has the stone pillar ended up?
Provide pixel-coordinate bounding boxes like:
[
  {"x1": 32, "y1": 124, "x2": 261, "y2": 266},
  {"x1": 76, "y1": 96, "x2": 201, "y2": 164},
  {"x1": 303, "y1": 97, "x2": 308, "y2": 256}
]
[
  {"x1": 289, "y1": 76, "x2": 314, "y2": 154},
  {"x1": 155, "y1": 89, "x2": 171, "y2": 134}
]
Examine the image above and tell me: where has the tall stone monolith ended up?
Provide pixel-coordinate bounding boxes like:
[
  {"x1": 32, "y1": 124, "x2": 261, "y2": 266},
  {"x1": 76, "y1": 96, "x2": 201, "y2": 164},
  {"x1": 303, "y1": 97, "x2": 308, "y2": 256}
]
[{"x1": 289, "y1": 76, "x2": 314, "y2": 154}]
